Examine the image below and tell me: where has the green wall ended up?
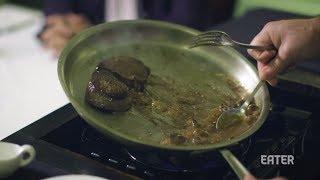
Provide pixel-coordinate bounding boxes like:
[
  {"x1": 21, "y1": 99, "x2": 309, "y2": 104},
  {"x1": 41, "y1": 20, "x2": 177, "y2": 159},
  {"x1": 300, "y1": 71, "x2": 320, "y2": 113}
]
[{"x1": 235, "y1": 0, "x2": 320, "y2": 17}]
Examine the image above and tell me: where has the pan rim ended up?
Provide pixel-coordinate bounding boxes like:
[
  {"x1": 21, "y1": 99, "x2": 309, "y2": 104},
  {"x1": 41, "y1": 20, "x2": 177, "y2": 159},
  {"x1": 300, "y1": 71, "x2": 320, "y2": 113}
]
[{"x1": 58, "y1": 19, "x2": 270, "y2": 152}]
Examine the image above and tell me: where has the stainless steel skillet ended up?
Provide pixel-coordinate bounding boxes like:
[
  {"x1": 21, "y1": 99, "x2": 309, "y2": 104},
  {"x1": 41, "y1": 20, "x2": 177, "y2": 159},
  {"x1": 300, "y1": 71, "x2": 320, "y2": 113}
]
[{"x1": 58, "y1": 20, "x2": 270, "y2": 179}]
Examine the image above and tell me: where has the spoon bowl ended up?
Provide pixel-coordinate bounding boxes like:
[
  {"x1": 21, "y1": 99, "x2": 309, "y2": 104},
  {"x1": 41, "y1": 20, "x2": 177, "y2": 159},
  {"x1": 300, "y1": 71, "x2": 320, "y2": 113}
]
[
  {"x1": 216, "y1": 108, "x2": 245, "y2": 130},
  {"x1": 216, "y1": 80, "x2": 265, "y2": 130}
]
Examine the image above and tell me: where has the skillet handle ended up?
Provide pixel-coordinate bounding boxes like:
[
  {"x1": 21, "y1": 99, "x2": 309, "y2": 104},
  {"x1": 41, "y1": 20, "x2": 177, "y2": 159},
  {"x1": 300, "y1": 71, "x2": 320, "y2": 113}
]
[{"x1": 220, "y1": 149, "x2": 250, "y2": 180}]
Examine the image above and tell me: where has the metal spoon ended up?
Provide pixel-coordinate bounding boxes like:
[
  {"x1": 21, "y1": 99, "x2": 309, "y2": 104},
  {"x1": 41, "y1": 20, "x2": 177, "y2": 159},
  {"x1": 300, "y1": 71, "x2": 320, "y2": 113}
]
[
  {"x1": 216, "y1": 80, "x2": 265, "y2": 130},
  {"x1": 190, "y1": 31, "x2": 275, "y2": 50}
]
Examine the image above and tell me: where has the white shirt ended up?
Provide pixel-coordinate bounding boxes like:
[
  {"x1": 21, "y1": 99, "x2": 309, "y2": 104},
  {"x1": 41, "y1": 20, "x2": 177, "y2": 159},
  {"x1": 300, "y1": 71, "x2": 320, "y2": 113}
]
[{"x1": 105, "y1": 0, "x2": 139, "y2": 21}]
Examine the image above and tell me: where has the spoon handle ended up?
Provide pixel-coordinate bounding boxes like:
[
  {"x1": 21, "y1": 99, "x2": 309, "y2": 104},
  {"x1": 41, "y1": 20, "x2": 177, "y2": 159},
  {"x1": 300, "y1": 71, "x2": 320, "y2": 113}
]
[
  {"x1": 220, "y1": 149, "x2": 250, "y2": 179},
  {"x1": 240, "y1": 80, "x2": 265, "y2": 110}
]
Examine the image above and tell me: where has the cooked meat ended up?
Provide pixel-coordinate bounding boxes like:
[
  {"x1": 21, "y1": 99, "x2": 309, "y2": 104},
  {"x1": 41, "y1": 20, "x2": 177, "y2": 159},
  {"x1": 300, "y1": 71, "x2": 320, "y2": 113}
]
[
  {"x1": 90, "y1": 69, "x2": 129, "y2": 99},
  {"x1": 98, "y1": 56, "x2": 150, "y2": 91},
  {"x1": 86, "y1": 83, "x2": 132, "y2": 112},
  {"x1": 86, "y1": 56, "x2": 151, "y2": 112}
]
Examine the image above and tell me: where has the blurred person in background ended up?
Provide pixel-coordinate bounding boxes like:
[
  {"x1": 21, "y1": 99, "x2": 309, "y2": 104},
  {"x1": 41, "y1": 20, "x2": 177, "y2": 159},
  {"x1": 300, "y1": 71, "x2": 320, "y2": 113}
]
[{"x1": 39, "y1": 0, "x2": 234, "y2": 55}]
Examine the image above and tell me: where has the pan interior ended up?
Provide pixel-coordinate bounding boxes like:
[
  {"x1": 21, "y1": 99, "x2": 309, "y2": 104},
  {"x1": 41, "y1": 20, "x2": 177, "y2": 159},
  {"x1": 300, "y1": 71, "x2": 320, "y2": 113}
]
[{"x1": 59, "y1": 20, "x2": 269, "y2": 150}]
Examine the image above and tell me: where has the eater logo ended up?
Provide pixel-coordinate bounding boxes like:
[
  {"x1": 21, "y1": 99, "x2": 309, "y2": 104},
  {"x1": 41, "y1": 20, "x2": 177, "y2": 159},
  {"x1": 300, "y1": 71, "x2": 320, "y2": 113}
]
[{"x1": 260, "y1": 155, "x2": 294, "y2": 165}]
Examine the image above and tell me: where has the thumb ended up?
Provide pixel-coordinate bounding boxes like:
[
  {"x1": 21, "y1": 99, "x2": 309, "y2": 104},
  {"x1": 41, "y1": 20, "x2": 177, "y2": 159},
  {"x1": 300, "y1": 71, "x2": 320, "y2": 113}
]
[
  {"x1": 258, "y1": 62, "x2": 278, "y2": 86},
  {"x1": 248, "y1": 49, "x2": 277, "y2": 64},
  {"x1": 259, "y1": 54, "x2": 291, "y2": 81}
]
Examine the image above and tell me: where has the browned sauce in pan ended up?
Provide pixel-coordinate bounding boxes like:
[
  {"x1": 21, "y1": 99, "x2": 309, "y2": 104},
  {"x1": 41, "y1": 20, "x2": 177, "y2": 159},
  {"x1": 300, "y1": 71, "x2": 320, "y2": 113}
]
[
  {"x1": 86, "y1": 56, "x2": 260, "y2": 146},
  {"x1": 132, "y1": 75, "x2": 260, "y2": 145}
]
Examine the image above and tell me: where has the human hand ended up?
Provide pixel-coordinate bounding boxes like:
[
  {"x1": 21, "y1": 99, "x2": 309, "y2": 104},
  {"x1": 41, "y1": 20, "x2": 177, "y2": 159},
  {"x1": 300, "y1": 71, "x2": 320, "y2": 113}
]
[
  {"x1": 248, "y1": 17, "x2": 320, "y2": 86},
  {"x1": 40, "y1": 13, "x2": 90, "y2": 56}
]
